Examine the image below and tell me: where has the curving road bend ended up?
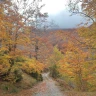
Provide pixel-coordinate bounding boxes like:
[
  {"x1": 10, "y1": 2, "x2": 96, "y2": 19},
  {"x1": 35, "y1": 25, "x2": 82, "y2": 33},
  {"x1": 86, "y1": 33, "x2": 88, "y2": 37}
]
[{"x1": 32, "y1": 72, "x2": 65, "y2": 96}]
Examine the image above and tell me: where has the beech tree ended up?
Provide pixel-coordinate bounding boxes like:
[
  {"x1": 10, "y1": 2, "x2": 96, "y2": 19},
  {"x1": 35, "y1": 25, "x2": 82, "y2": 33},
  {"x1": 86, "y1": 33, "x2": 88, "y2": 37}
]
[
  {"x1": 49, "y1": 46, "x2": 64, "y2": 78},
  {"x1": 68, "y1": 0, "x2": 96, "y2": 22},
  {"x1": 0, "y1": 0, "x2": 45, "y2": 82},
  {"x1": 58, "y1": 41, "x2": 96, "y2": 91}
]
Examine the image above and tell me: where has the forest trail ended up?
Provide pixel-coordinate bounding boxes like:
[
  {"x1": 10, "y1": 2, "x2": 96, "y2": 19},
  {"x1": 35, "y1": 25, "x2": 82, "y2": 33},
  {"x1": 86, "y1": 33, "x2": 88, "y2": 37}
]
[{"x1": 32, "y1": 72, "x2": 65, "y2": 96}]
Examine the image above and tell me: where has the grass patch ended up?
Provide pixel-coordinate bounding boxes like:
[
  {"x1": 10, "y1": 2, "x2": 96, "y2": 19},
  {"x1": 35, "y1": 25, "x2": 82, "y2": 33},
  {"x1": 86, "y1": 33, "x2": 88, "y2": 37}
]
[
  {"x1": 56, "y1": 79, "x2": 96, "y2": 96},
  {"x1": 56, "y1": 79, "x2": 74, "y2": 91},
  {"x1": 17, "y1": 72, "x2": 37, "y2": 89},
  {"x1": 0, "y1": 72, "x2": 37, "y2": 95},
  {"x1": 0, "y1": 82, "x2": 20, "y2": 93},
  {"x1": 65, "y1": 91, "x2": 96, "y2": 96}
]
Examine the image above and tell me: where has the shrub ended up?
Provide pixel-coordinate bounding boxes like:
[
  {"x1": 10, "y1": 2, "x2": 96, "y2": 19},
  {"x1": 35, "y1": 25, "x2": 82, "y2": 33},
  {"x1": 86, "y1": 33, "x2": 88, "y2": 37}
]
[
  {"x1": 3, "y1": 68, "x2": 22, "y2": 83},
  {"x1": 30, "y1": 71, "x2": 43, "y2": 81},
  {"x1": 50, "y1": 64, "x2": 60, "y2": 78}
]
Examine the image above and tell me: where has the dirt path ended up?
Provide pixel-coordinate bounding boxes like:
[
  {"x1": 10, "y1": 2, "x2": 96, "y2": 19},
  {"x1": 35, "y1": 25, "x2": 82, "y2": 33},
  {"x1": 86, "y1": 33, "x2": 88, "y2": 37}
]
[{"x1": 32, "y1": 72, "x2": 65, "y2": 96}]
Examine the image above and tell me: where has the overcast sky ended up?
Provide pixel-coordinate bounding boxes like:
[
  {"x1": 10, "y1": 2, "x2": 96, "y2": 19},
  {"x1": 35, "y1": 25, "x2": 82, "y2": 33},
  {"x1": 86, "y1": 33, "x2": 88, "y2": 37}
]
[{"x1": 41, "y1": 0, "x2": 84, "y2": 28}]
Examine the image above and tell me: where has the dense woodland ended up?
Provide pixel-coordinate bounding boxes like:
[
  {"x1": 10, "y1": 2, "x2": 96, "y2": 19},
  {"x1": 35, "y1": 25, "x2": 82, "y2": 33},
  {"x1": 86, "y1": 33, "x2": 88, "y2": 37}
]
[{"x1": 0, "y1": 0, "x2": 96, "y2": 95}]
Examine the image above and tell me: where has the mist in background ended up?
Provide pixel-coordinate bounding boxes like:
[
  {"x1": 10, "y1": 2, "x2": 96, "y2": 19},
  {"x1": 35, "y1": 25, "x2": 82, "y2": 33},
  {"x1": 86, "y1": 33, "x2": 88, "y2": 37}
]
[
  {"x1": 48, "y1": 10, "x2": 84, "y2": 28},
  {"x1": 41, "y1": 0, "x2": 84, "y2": 28}
]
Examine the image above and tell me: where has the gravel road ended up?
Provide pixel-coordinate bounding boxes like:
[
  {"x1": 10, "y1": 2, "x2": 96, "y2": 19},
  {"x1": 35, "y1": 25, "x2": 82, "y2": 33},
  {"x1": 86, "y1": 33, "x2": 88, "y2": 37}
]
[{"x1": 33, "y1": 72, "x2": 65, "y2": 96}]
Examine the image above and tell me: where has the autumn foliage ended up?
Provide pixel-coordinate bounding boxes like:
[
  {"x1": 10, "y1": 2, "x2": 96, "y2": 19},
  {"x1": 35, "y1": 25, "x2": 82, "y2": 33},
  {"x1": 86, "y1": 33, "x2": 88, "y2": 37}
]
[
  {"x1": 0, "y1": 0, "x2": 96, "y2": 93},
  {"x1": 0, "y1": 0, "x2": 44, "y2": 82},
  {"x1": 49, "y1": 29, "x2": 96, "y2": 91}
]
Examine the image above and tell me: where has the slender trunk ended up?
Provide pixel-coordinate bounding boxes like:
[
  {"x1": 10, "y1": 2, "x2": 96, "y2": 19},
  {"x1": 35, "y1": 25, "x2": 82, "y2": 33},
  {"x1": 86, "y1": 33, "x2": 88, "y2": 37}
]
[{"x1": 35, "y1": 39, "x2": 39, "y2": 60}]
